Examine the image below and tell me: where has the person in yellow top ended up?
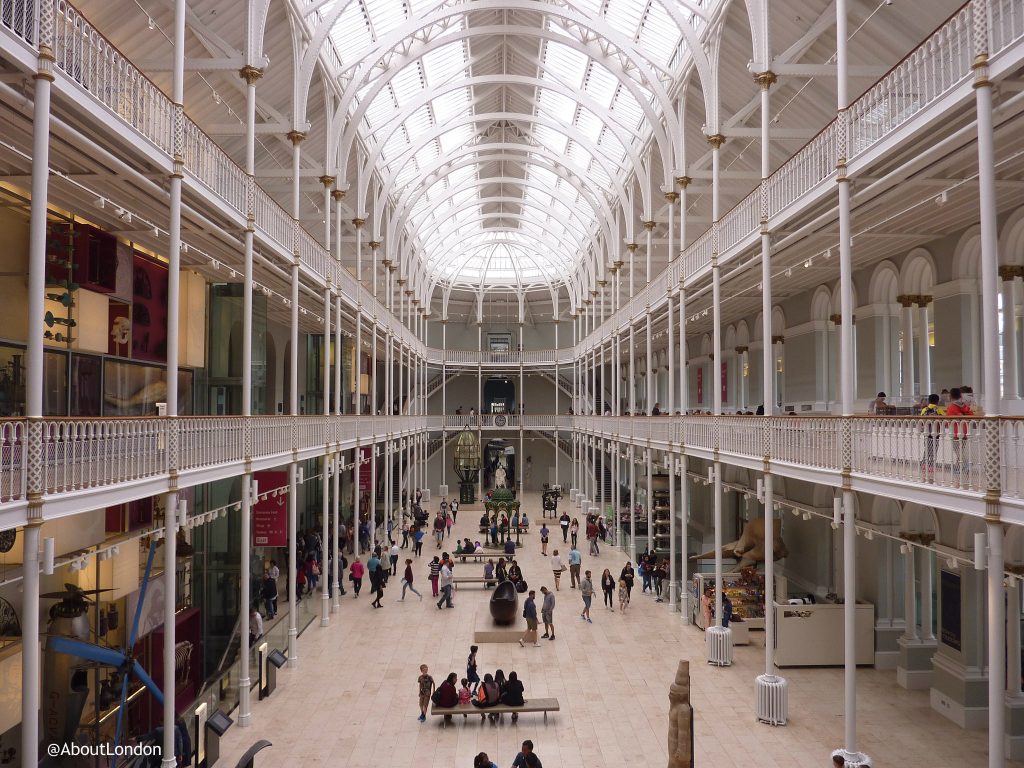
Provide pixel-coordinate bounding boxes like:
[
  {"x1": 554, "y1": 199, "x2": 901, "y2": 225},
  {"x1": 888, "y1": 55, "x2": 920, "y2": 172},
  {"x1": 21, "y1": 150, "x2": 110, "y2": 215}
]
[{"x1": 920, "y1": 393, "x2": 944, "y2": 480}]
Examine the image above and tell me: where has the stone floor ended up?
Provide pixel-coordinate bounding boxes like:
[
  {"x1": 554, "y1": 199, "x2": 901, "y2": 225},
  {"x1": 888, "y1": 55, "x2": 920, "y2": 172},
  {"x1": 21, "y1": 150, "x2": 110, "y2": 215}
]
[{"x1": 216, "y1": 493, "x2": 998, "y2": 768}]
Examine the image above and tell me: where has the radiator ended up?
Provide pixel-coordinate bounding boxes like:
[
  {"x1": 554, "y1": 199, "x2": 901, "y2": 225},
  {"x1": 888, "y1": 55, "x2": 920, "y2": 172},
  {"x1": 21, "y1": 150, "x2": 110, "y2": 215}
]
[
  {"x1": 755, "y1": 674, "x2": 788, "y2": 725},
  {"x1": 705, "y1": 625, "x2": 733, "y2": 666}
]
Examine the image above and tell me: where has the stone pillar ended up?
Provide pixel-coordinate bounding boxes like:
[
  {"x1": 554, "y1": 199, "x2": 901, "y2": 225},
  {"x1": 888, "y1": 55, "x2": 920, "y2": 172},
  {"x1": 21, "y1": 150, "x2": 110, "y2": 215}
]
[
  {"x1": 898, "y1": 295, "x2": 916, "y2": 398},
  {"x1": 916, "y1": 296, "x2": 933, "y2": 398},
  {"x1": 1001, "y1": 266, "x2": 1022, "y2": 400}
]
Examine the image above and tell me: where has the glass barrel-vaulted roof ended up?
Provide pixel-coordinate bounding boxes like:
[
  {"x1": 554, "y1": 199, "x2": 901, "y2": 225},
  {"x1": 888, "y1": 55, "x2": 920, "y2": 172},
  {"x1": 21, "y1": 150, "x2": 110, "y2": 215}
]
[{"x1": 306, "y1": 0, "x2": 711, "y2": 290}]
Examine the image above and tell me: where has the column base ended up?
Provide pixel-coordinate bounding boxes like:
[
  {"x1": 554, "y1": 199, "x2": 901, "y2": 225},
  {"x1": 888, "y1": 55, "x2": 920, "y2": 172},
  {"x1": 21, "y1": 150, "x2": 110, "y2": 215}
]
[
  {"x1": 1007, "y1": 697, "x2": 1024, "y2": 760},
  {"x1": 287, "y1": 628, "x2": 298, "y2": 667},
  {"x1": 755, "y1": 673, "x2": 788, "y2": 725},
  {"x1": 706, "y1": 625, "x2": 733, "y2": 666},
  {"x1": 896, "y1": 637, "x2": 937, "y2": 690},
  {"x1": 831, "y1": 749, "x2": 872, "y2": 767},
  {"x1": 679, "y1": 592, "x2": 691, "y2": 625},
  {"x1": 930, "y1": 651, "x2": 987, "y2": 728},
  {"x1": 237, "y1": 678, "x2": 252, "y2": 727}
]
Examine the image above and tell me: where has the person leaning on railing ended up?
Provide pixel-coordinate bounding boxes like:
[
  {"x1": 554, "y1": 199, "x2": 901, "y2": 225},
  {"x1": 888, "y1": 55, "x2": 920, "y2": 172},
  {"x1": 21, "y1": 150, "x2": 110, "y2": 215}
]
[
  {"x1": 919, "y1": 394, "x2": 944, "y2": 481},
  {"x1": 945, "y1": 387, "x2": 974, "y2": 486}
]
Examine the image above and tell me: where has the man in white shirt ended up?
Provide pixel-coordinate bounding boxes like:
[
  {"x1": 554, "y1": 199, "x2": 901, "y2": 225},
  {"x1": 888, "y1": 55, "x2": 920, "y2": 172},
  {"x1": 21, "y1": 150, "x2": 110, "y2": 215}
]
[
  {"x1": 389, "y1": 543, "x2": 400, "y2": 575},
  {"x1": 436, "y1": 559, "x2": 455, "y2": 609}
]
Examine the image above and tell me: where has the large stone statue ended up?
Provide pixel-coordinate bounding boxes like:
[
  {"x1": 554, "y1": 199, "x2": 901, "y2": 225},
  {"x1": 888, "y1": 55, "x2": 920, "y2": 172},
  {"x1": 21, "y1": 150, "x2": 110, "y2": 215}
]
[{"x1": 667, "y1": 660, "x2": 693, "y2": 768}]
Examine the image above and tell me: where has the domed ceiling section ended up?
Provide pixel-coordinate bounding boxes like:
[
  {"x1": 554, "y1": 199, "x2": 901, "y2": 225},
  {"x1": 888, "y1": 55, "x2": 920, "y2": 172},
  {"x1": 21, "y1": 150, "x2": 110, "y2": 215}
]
[{"x1": 308, "y1": 0, "x2": 710, "y2": 295}]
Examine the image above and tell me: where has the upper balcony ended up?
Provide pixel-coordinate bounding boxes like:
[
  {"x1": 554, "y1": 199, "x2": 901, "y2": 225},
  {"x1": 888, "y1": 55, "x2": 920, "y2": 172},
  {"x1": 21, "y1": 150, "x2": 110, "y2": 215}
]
[{"x1": 1, "y1": 413, "x2": 1022, "y2": 531}]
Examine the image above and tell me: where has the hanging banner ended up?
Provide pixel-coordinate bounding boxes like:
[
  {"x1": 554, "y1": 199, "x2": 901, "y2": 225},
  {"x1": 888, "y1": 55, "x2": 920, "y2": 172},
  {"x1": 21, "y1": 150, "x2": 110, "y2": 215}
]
[
  {"x1": 253, "y1": 470, "x2": 288, "y2": 547},
  {"x1": 359, "y1": 446, "x2": 373, "y2": 492},
  {"x1": 696, "y1": 367, "x2": 703, "y2": 405},
  {"x1": 721, "y1": 361, "x2": 728, "y2": 404}
]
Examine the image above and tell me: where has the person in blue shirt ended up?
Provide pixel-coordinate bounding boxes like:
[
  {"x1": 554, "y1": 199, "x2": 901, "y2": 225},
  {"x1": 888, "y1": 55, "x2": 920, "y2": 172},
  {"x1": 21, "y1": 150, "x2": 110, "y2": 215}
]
[
  {"x1": 473, "y1": 753, "x2": 498, "y2": 768},
  {"x1": 510, "y1": 740, "x2": 542, "y2": 768},
  {"x1": 567, "y1": 546, "x2": 582, "y2": 589}
]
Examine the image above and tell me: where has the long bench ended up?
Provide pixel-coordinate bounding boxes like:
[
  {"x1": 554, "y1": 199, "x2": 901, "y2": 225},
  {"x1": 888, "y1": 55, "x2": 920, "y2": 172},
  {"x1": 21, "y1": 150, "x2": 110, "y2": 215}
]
[
  {"x1": 452, "y1": 576, "x2": 497, "y2": 586},
  {"x1": 431, "y1": 698, "x2": 560, "y2": 727}
]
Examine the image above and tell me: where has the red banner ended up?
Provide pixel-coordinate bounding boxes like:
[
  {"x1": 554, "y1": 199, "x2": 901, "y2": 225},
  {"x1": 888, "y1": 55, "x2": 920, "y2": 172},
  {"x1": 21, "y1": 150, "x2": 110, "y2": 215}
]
[
  {"x1": 696, "y1": 367, "x2": 703, "y2": 405},
  {"x1": 253, "y1": 470, "x2": 288, "y2": 547},
  {"x1": 721, "y1": 361, "x2": 728, "y2": 404},
  {"x1": 359, "y1": 446, "x2": 373, "y2": 492}
]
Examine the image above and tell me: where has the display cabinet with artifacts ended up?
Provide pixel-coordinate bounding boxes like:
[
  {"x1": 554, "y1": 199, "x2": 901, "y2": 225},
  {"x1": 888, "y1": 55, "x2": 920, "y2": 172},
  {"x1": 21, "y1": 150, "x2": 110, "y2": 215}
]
[{"x1": 689, "y1": 567, "x2": 786, "y2": 631}]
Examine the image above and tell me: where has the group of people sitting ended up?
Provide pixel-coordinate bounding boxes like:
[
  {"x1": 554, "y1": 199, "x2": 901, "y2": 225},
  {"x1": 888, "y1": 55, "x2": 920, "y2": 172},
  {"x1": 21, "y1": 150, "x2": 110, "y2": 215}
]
[
  {"x1": 483, "y1": 557, "x2": 525, "y2": 588},
  {"x1": 432, "y1": 669, "x2": 527, "y2": 723}
]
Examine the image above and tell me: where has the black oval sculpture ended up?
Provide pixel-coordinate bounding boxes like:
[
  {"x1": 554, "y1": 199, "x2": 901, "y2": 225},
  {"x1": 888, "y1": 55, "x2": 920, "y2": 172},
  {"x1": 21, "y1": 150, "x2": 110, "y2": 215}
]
[{"x1": 489, "y1": 580, "x2": 518, "y2": 625}]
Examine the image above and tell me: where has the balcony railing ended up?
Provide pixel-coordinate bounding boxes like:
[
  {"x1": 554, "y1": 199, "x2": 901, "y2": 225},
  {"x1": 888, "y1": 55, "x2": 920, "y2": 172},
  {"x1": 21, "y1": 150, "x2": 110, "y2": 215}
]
[{"x1": 1, "y1": 414, "x2": 1021, "y2": 521}]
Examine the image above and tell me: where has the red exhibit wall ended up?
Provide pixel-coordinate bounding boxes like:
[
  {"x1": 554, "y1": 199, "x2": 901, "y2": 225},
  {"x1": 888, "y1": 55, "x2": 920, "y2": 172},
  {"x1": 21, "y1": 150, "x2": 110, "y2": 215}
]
[
  {"x1": 131, "y1": 607, "x2": 202, "y2": 732},
  {"x1": 131, "y1": 251, "x2": 169, "y2": 362}
]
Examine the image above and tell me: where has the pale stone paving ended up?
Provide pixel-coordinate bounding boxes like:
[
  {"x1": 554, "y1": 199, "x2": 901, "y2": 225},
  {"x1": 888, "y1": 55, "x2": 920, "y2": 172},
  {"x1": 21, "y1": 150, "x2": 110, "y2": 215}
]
[{"x1": 217, "y1": 492, "x2": 1002, "y2": 768}]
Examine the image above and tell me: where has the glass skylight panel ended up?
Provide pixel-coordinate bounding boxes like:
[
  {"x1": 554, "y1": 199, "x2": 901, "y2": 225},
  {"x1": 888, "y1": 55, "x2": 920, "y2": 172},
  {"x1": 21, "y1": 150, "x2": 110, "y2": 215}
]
[
  {"x1": 541, "y1": 42, "x2": 588, "y2": 89},
  {"x1": 439, "y1": 123, "x2": 474, "y2": 154},
  {"x1": 609, "y1": 88, "x2": 644, "y2": 130},
  {"x1": 536, "y1": 89, "x2": 577, "y2": 125},
  {"x1": 362, "y1": 0, "x2": 408, "y2": 38},
  {"x1": 637, "y1": 1, "x2": 681, "y2": 68},
  {"x1": 603, "y1": 0, "x2": 645, "y2": 41},
  {"x1": 422, "y1": 40, "x2": 469, "y2": 87},
  {"x1": 583, "y1": 64, "x2": 619, "y2": 109},
  {"x1": 328, "y1": 2, "x2": 377, "y2": 65},
  {"x1": 431, "y1": 88, "x2": 471, "y2": 125},
  {"x1": 573, "y1": 108, "x2": 603, "y2": 144},
  {"x1": 531, "y1": 124, "x2": 568, "y2": 155}
]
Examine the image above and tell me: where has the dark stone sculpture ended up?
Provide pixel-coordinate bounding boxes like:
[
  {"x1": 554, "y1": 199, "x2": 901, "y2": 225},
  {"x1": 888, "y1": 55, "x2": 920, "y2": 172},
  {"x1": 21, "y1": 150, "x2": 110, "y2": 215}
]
[{"x1": 489, "y1": 580, "x2": 518, "y2": 625}]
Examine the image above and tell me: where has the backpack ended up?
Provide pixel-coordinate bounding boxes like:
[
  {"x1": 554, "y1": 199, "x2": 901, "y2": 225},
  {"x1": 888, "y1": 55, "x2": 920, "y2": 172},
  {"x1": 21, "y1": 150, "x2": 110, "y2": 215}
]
[{"x1": 431, "y1": 687, "x2": 444, "y2": 706}]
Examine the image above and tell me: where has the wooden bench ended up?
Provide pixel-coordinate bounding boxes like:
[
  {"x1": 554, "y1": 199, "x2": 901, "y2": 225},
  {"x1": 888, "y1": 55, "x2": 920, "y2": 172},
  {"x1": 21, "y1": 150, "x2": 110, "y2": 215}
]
[
  {"x1": 431, "y1": 698, "x2": 560, "y2": 727},
  {"x1": 478, "y1": 527, "x2": 531, "y2": 534},
  {"x1": 452, "y1": 576, "x2": 496, "y2": 586}
]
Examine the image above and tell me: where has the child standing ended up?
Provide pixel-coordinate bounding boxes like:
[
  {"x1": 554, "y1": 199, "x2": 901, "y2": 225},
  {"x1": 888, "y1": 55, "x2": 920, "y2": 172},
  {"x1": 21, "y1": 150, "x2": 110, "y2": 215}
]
[
  {"x1": 618, "y1": 578, "x2": 630, "y2": 613},
  {"x1": 467, "y1": 645, "x2": 481, "y2": 693},
  {"x1": 417, "y1": 664, "x2": 435, "y2": 723}
]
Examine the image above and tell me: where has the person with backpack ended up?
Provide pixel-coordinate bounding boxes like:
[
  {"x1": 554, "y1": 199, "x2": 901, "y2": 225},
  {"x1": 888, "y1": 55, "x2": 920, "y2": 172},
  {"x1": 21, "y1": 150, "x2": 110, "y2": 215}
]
[{"x1": 471, "y1": 673, "x2": 502, "y2": 723}]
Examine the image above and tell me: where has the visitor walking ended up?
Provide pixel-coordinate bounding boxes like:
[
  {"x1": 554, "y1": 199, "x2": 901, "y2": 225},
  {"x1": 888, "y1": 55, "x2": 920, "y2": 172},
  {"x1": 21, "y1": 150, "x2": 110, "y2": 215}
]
[
  {"x1": 434, "y1": 513, "x2": 446, "y2": 548},
  {"x1": 370, "y1": 556, "x2": 386, "y2": 608},
  {"x1": 400, "y1": 559, "x2": 422, "y2": 601},
  {"x1": 518, "y1": 590, "x2": 540, "y2": 647},
  {"x1": 568, "y1": 545, "x2": 581, "y2": 589},
  {"x1": 550, "y1": 550, "x2": 566, "y2": 590},
  {"x1": 349, "y1": 557, "x2": 364, "y2": 597},
  {"x1": 600, "y1": 568, "x2": 615, "y2": 610},
  {"x1": 400, "y1": 520, "x2": 410, "y2": 549},
  {"x1": 436, "y1": 558, "x2": 455, "y2": 609},
  {"x1": 428, "y1": 556, "x2": 441, "y2": 597},
  {"x1": 467, "y1": 645, "x2": 481, "y2": 693},
  {"x1": 570, "y1": 517, "x2": 579, "y2": 548},
  {"x1": 267, "y1": 560, "x2": 280, "y2": 615},
  {"x1": 620, "y1": 561, "x2": 635, "y2": 599},
  {"x1": 413, "y1": 525, "x2": 425, "y2": 557},
  {"x1": 580, "y1": 570, "x2": 594, "y2": 623},
  {"x1": 559, "y1": 511, "x2": 571, "y2": 542},
  {"x1": 587, "y1": 518, "x2": 600, "y2": 555},
  {"x1": 262, "y1": 571, "x2": 277, "y2": 619},
  {"x1": 539, "y1": 523, "x2": 550, "y2": 556},
  {"x1": 540, "y1": 585, "x2": 556, "y2": 640},
  {"x1": 389, "y1": 542, "x2": 400, "y2": 575}
]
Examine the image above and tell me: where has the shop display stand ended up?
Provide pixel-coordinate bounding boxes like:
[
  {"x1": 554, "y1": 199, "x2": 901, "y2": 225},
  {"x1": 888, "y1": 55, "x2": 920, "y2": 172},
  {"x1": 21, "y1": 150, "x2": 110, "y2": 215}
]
[{"x1": 689, "y1": 570, "x2": 774, "y2": 630}]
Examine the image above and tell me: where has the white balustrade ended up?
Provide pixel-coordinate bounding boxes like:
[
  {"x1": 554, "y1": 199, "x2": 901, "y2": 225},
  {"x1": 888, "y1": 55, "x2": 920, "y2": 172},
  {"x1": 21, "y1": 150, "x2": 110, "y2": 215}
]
[
  {"x1": 1002, "y1": 419, "x2": 1024, "y2": 500},
  {"x1": 849, "y1": 416, "x2": 983, "y2": 491},
  {"x1": 0, "y1": 420, "x2": 25, "y2": 503},
  {"x1": 771, "y1": 416, "x2": 840, "y2": 470},
  {"x1": 1, "y1": 0, "x2": 36, "y2": 45}
]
